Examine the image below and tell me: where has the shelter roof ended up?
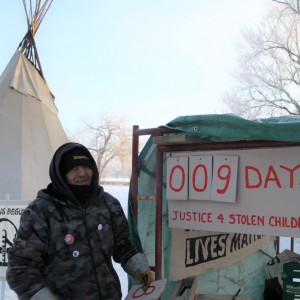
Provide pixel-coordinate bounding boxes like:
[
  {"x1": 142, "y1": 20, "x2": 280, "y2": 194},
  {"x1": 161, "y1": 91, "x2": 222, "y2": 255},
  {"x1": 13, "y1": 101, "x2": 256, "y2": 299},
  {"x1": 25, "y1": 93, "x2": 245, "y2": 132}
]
[{"x1": 162, "y1": 114, "x2": 300, "y2": 143}]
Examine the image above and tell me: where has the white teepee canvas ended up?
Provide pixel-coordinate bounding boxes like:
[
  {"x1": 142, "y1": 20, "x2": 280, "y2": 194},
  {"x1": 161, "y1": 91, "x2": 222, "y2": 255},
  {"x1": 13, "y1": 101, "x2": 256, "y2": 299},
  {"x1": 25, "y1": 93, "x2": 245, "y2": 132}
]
[{"x1": 0, "y1": 0, "x2": 68, "y2": 201}]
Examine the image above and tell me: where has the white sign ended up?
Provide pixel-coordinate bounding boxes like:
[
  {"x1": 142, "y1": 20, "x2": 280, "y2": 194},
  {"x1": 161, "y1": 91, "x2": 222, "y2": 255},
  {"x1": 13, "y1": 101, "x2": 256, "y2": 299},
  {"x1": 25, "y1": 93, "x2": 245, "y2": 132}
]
[
  {"x1": 125, "y1": 279, "x2": 167, "y2": 300},
  {"x1": 167, "y1": 155, "x2": 238, "y2": 203},
  {"x1": 0, "y1": 201, "x2": 27, "y2": 279},
  {"x1": 166, "y1": 156, "x2": 188, "y2": 200},
  {"x1": 211, "y1": 155, "x2": 238, "y2": 203},
  {"x1": 167, "y1": 147, "x2": 300, "y2": 237},
  {"x1": 189, "y1": 156, "x2": 212, "y2": 201},
  {"x1": 170, "y1": 229, "x2": 274, "y2": 281}
]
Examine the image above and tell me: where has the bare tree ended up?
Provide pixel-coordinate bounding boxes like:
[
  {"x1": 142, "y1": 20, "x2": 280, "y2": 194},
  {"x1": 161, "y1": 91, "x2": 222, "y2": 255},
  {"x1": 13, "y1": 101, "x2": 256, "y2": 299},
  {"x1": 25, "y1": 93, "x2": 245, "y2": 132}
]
[
  {"x1": 223, "y1": 0, "x2": 300, "y2": 119},
  {"x1": 68, "y1": 112, "x2": 132, "y2": 181}
]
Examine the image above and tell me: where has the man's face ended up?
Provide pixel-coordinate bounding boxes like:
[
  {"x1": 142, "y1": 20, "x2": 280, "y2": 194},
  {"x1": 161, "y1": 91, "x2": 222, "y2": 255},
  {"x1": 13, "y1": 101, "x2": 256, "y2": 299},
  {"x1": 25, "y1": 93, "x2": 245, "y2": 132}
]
[{"x1": 65, "y1": 165, "x2": 93, "y2": 185}]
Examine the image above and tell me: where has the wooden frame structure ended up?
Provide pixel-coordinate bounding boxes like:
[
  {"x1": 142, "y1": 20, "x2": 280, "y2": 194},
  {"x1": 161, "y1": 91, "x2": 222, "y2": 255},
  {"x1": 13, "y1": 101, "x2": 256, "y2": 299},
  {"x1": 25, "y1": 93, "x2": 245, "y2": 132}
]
[{"x1": 131, "y1": 125, "x2": 300, "y2": 280}]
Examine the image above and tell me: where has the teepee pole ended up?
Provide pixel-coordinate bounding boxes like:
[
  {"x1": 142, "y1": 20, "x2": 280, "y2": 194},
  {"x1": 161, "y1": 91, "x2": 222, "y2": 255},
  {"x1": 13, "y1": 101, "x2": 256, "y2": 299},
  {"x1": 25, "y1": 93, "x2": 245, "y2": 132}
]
[{"x1": 19, "y1": 0, "x2": 54, "y2": 80}]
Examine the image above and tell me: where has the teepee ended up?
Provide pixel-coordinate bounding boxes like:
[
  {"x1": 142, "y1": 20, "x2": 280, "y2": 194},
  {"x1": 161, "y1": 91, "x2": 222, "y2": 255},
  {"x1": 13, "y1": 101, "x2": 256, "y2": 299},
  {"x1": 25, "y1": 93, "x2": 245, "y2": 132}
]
[{"x1": 0, "y1": 0, "x2": 68, "y2": 201}]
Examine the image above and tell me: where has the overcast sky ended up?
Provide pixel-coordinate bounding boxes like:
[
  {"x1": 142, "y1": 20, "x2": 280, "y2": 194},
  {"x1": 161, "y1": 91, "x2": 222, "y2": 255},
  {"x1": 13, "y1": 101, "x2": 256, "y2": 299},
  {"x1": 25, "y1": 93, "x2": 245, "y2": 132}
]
[{"x1": 0, "y1": 0, "x2": 271, "y2": 132}]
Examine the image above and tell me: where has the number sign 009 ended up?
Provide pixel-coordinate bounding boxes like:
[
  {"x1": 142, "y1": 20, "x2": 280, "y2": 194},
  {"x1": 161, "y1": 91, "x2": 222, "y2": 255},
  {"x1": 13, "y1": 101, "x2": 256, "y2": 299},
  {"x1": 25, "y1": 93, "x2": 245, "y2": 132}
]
[{"x1": 167, "y1": 155, "x2": 238, "y2": 203}]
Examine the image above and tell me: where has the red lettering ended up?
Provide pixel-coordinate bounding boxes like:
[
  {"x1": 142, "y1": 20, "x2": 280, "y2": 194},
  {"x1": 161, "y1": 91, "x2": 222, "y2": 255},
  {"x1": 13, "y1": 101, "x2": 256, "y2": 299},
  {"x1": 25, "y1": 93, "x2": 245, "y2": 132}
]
[
  {"x1": 169, "y1": 165, "x2": 185, "y2": 192},
  {"x1": 186, "y1": 212, "x2": 191, "y2": 221},
  {"x1": 192, "y1": 164, "x2": 208, "y2": 192},
  {"x1": 245, "y1": 166, "x2": 262, "y2": 189},
  {"x1": 264, "y1": 166, "x2": 282, "y2": 188},
  {"x1": 269, "y1": 216, "x2": 300, "y2": 228},
  {"x1": 280, "y1": 164, "x2": 300, "y2": 188},
  {"x1": 132, "y1": 285, "x2": 155, "y2": 298},
  {"x1": 229, "y1": 214, "x2": 265, "y2": 226},
  {"x1": 217, "y1": 165, "x2": 231, "y2": 194},
  {"x1": 171, "y1": 211, "x2": 212, "y2": 222},
  {"x1": 246, "y1": 164, "x2": 300, "y2": 189},
  {"x1": 172, "y1": 210, "x2": 178, "y2": 220}
]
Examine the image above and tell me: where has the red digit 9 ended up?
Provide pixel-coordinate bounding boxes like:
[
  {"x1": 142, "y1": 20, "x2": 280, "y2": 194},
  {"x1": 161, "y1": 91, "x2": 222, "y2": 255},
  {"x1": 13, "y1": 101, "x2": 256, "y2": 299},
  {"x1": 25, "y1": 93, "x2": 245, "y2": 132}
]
[{"x1": 217, "y1": 164, "x2": 231, "y2": 194}]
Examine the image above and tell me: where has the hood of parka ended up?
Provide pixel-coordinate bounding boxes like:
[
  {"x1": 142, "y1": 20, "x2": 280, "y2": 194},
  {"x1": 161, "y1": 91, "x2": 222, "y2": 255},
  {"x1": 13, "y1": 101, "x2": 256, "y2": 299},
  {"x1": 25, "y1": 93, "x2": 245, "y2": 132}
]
[{"x1": 49, "y1": 142, "x2": 99, "y2": 203}]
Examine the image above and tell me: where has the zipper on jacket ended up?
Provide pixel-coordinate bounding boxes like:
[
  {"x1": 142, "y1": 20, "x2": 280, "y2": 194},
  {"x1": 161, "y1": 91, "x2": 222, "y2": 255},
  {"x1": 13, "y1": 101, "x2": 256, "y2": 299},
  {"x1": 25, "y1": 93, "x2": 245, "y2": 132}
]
[{"x1": 81, "y1": 208, "x2": 103, "y2": 300}]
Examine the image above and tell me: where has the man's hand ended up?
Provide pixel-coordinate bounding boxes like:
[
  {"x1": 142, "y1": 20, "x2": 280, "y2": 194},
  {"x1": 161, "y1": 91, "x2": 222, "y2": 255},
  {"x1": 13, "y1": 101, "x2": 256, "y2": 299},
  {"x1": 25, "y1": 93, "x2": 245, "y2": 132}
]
[
  {"x1": 123, "y1": 253, "x2": 154, "y2": 290},
  {"x1": 136, "y1": 269, "x2": 155, "y2": 290}
]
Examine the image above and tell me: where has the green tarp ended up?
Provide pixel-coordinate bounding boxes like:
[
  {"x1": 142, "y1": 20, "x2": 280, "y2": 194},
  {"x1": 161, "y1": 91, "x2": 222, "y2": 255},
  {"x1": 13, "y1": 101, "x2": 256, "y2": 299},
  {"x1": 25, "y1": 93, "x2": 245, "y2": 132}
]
[{"x1": 164, "y1": 114, "x2": 300, "y2": 142}]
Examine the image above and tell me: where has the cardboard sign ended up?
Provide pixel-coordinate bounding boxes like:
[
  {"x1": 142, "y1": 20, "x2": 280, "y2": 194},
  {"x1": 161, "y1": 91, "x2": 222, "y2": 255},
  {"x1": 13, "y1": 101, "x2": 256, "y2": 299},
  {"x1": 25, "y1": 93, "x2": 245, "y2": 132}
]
[{"x1": 125, "y1": 279, "x2": 167, "y2": 300}]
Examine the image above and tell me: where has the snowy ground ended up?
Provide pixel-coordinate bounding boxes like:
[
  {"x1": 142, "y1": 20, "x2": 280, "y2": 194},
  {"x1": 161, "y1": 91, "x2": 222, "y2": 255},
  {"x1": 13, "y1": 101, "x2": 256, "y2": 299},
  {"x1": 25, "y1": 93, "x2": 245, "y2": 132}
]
[{"x1": 2, "y1": 185, "x2": 299, "y2": 299}]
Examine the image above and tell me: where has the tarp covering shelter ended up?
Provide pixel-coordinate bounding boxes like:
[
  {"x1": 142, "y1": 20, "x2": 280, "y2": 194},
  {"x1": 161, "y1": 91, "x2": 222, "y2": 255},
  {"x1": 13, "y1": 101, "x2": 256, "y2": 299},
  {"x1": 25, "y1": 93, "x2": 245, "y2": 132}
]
[
  {"x1": 128, "y1": 114, "x2": 300, "y2": 299},
  {"x1": 164, "y1": 114, "x2": 300, "y2": 142},
  {"x1": 0, "y1": 0, "x2": 67, "y2": 201}
]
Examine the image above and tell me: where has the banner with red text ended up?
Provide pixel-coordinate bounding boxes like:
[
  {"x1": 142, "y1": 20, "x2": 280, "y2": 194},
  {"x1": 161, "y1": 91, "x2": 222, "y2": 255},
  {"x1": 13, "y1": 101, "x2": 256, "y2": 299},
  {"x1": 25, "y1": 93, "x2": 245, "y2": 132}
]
[
  {"x1": 170, "y1": 229, "x2": 274, "y2": 281},
  {"x1": 167, "y1": 147, "x2": 300, "y2": 237}
]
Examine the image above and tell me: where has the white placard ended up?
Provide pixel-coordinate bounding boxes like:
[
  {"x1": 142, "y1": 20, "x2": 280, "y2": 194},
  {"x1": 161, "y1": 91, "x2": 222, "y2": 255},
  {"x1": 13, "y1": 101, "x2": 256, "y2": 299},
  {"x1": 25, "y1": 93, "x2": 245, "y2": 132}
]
[
  {"x1": 0, "y1": 201, "x2": 27, "y2": 279},
  {"x1": 166, "y1": 156, "x2": 188, "y2": 200},
  {"x1": 210, "y1": 155, "x2": 238, "y2": 203},
  {"x1": 125, "y1": 279, "x2": 167, "y2": 300},
  {"x1": 167, "y1": 147, "x2": 300, "y2": 237},
  {"x1": 170, "y1": 229, "x2": 274, "y2": 281},
  {"x1": 189, "y1": 156, "x2": 212, "y2": 200}
]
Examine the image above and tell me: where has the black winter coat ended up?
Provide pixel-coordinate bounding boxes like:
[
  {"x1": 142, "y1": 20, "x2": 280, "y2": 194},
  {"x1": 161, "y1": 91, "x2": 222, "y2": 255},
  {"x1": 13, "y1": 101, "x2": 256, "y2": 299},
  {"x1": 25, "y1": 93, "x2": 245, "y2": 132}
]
[{"x1": 6, "y1": 142, "x2": 137, "y2": 300}]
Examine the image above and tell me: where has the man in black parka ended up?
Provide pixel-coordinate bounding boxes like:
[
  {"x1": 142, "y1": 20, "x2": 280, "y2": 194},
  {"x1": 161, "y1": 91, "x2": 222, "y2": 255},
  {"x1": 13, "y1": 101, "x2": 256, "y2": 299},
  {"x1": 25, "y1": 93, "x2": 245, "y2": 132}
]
[{"x1": 6, "y1": 142, "x2": 153, "y2": 300}]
